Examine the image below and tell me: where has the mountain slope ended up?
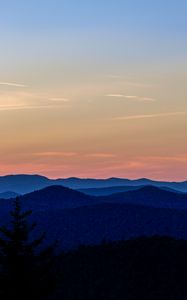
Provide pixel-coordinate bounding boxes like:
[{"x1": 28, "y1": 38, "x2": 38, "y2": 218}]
[
  {"x1": 20, "y1": 185, "x2": 98, "y2": 210},
  {"x1": 102, "y1": 186, "x2": 187, "y2": 210},
  {"x1": 79, "y1": 185, "x2": 144, "y2": 196},
  {"x1": 78, "y1": 185, "x2": 182, "y2": 196},
  {"x1": 31, "y1": 203, "x2": 187, "y2": 249},
  {"x1": 0, "y1": 185, "x2": 187, "y2": 249}
]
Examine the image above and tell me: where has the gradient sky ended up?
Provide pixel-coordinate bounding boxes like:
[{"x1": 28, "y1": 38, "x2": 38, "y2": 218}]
[{"x1": 0, "y1": 0, "x2": 187, "y2": 180}]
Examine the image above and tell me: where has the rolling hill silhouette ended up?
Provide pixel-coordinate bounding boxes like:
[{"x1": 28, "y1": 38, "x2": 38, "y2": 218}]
[
  {"x1": 79, "y1": 185, "x2": 182, "y2": 196},
  {"x1": 79, "y1": 185, "x2": 144, "y2": 196},
  {"x1": 2, "y1": 184, "x2": 187, "y2": 210},
  {"x1": 20, "y1": 185, "x2": 96, "y2": 209},
  {"x1": 0, "y1": 184, "x2": 187, "y2": 249},
  {"x1": 103, "y1": 186, "x2": 187, "y2": 210}
]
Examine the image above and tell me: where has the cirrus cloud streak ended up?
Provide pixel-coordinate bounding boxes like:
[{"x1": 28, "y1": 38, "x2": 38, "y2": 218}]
[
  {"x1": 106, "y1": 94, "x2": 155, "y2": 102},
  {"x1": 0, "y1": 81, "x2": 27, "y2": 88},
  {"x1": 112, "y1": 111, "x2": 187, "y2": 121}
]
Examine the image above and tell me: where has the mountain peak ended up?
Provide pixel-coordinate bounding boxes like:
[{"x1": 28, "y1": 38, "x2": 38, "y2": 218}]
[{"x1": 133, "y1": 185, "x2": 179, "y2": 194}]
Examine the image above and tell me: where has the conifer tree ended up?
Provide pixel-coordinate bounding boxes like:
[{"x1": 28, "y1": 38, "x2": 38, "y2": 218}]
[{"x1": 0, "y1": 197, "x2": 57, "y2": 300}]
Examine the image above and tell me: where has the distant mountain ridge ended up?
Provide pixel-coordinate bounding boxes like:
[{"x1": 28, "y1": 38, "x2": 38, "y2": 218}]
[{"x1": 0, "y1": 174, "x2": 187, "y2": 194}]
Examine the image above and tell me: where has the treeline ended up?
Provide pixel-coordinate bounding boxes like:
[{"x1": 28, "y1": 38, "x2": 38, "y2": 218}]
[
  {"x1": 0, "y1": 198, "x2": 187, "y2": 299},
  {"x1": 56, "y1": 237, "x2": 187, "y2": 300}
]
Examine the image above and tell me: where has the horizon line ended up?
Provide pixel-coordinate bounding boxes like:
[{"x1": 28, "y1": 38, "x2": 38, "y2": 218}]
[{"x1": 0, "y1": 173, "x2": 186, "y2": 183}]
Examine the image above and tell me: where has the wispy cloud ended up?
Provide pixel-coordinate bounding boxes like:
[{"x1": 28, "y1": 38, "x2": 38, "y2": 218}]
[
  {"x1": 0, "y1": 104, "x2": 30, "y2": 111},
  {"x1": 0, "y1": 103, "x2": 69, "y2": 111},
  {"x1": 106, "y1": 94, "x2": 155, "y2": 102},
  {"x1": 106, "y1": 94, "x2": 125, "y2": 98},
  {"x1": 0, "y1": 82, "x2": 27, "y2": 88},
  {"x1": 112, "y1": 112, "x2": 187, "y2": 121},
  {"x1": 0, "y1": 91, "x2": 70, "y2": 111},
  {"x1": 49, "y1": 97, "x2": 70, "y2": 102},
  {"x1": 86, "y1": 153, "x2": 116, "y2": 158},
  {"x1": 34, "y1": 151, "x2": 77, "y2": 157},
  {"x1": 141, "y1": 155, "x2": 187, "y2": 163}
]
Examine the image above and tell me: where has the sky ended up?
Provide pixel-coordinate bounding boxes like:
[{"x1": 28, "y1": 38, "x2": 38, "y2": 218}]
[{"x1": 0, "y1": 0, "x2": 187, "y2": 180}]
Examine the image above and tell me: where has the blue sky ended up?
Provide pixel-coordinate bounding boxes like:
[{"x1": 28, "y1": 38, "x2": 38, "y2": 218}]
[
  {"x1": 0, "y1": 0, "x2": 186, "y2": 70},
  {"x1": 1, "y1": 0, "x2": 187, "y2": 34}
]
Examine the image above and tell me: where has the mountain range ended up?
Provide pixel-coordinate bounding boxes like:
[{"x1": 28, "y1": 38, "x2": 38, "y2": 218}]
[
  {"x1": 0, "y1": 174, "x2": 187, "y2": 194},
  {"x1": 0, "y1": 183, "x2": 187, "y2": 249}
]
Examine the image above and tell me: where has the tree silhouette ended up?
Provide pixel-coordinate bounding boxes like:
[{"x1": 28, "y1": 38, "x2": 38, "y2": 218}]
[{"x1": 0, "y1": 197, "x2": 57, "y2": 300}]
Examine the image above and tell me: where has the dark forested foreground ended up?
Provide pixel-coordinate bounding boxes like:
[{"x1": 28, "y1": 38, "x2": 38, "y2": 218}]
[
  {"x1": 0, "y1": 233, "x2": 187, "y2": 300},
  {"x1": 52, "y1": 237, "x2": 187, "y2": 300},
  {"x1": 0, "y1": 199, "x2": 187, "y2": 299}
]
